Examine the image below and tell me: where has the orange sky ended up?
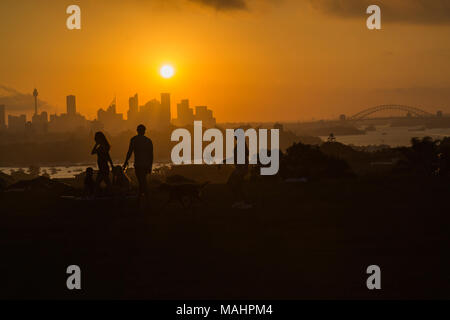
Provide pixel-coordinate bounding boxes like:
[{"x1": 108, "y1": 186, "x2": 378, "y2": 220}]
[{"x1": 1, "y1": 0, "x2": 450, "y2": 122}]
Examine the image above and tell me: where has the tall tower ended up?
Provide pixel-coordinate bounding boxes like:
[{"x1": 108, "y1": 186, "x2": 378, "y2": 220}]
[
  {"x1": 33, "y1": 88, "x2": 38, "y2": 116},
  {"x1": 66, "y1": 95, "x2": 76, "y2": 116},
  {"x1": 128, "y1": 94, "x2": 138, "y2": 114},
  {"x1": 127, "y1": 93, "x2": 139, "y2": 127}
]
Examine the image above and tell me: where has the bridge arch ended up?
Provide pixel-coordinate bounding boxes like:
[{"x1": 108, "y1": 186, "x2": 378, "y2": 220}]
[{"x1": 349, "y1": 105, "x2": 434, "y2": 120}]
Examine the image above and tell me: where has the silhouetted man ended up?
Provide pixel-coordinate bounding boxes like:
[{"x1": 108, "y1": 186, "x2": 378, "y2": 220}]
[
  {"x1": 123, "y1": 124, "x2": 154, "y2": 206},
  {"x1": 220, "y1": 135, "x2": 252, "y2": 209}
]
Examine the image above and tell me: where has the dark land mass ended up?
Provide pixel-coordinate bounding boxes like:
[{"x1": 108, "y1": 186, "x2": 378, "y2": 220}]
[
  {"x1": 1, "y1": 138, "x2": 450, "y2": 299},
  {"x1": 1, "y1": 175, "x2": 449, "y2": 300}
]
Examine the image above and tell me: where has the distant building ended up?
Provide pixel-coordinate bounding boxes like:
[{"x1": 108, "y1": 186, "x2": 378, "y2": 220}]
[
  {"x1": 48, "y1": 95, "x2": 88, "y2": 133},
  {"x1": 97, "y1": 100, "x2": 125, "y2": 134},
  {"x1": 195, "y1": 106, "x2": 216, "y2": 128},
  {"x1": 32, "y1": 112, "x2": 48, "y2": 123},
  {"x1": 48, "y1": 112, "x2": 89, "y2": 133},
  {"x1": 0, "y1": 104, "x2": 5, "y2": 129},
  {"x1": 160, "y1": 93, "x2": 171, "y2": 129},
  {"x1": 67, "y1": 95, "x2": 76, "y2": 116},
  {"x1": 8, "y1": 114, "x2": 27, "y2": 132},
  {"x1": 141, "y1": 99, "x2": 161, "y2": 130},
  {"x1": 139, "y1": 94, "x2": 171, "y2": 131},
  {"x1": 174, "y1": 99, "x2": 194, "y2": 127},
  {"x1": 129, "y1": 94, "x2": 139, "y2": 114},
  {"x1": 437, "y1": 110, "x2": 443, "y2": 118},
  {"x1": 339, "y1": 114, "x2": 346, "y2": 121},
  {"x1": 127, "y1": 93, "x2": 139, "y2": 128},
  {"x1": 32, "y1": 111, "x2": 48, "y2": 134}
]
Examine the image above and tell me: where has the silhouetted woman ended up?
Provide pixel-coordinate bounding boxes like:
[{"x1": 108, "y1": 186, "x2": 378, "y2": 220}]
[{"x1": 91, "y1": 131, "x2": 113, "y2": 194}]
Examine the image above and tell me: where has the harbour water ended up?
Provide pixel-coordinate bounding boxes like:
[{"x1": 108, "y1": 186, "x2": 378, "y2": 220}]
[
  {"x1": 320, "y1": 125, "x2": 450, "y2": 147},
  {"x1": 0, "y1": 163, "x2": 168, "y2": 179}
]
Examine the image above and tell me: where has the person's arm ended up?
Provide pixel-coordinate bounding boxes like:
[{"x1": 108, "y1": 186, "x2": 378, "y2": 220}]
[
  {"x1": 123, "y1": 138, "x2": 134, "y2": 168},
  {"x1": 91, "y1": 143, "x2": 98, "y2": 155}
]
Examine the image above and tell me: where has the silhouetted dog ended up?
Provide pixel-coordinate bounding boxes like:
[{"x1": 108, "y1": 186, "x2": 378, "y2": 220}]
[
  {"x1": 159, "y1": 181, "x2": 209, "y2": 208},
  {"x1": 112, "y1": 165, "x2": 131, "y2": 194}
]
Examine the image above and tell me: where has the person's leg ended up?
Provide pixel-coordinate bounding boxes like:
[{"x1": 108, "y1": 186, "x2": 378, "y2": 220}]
[
  {"x1": 140, "y1": 167, "x2": 151, "y2": 207},
  {"x1": 142, "y1": 170, "x2": 149, "y2": 199},
  {"x1": 135, "y1": 167, "x2": 147, "y2": 207},
  {"x1": 135, "y1": 168, "x2": 145, "y2": 194}
]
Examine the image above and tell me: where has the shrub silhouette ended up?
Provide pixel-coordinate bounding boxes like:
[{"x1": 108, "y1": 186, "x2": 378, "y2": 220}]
[
  {"x1": 398, "y1": 137, "x2": 439, "y2": 175},
  {"x1": 280, "y1": 142, "x2": 354, "y2": 180}
]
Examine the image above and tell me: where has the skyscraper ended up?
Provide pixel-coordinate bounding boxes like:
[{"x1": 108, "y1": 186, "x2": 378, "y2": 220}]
[
  {"x1": 160, "y1": 93, "x2": 171, "y2": 127},
  {"x1": 175, "y1": 99, "x2": 194, "y2": 127},
  {"x1": 195, "y1": 106, "x2": 216, "y2": 128},
  {"x1": 128, "y1": 94, "x2": 139, "y2": 113},
  {"x1": 0, "y1": 104, "x2": 5, "y2": 128},
  {"x1": 127, "y1": 93, "x2": 139, "y2": 127},
  {"x1": 67, "y1": 95, "x2": 76, "y2": 116},
  {"x1": 96, "y1": 99, "x2": 125, "y2": 134},
  {"x1": 8, "y1": 114, "x2": 26, "y2": 132}
]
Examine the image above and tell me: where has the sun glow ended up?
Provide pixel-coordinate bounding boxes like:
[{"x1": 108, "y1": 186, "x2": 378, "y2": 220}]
[{"x1": 160, "y1": 65, "x2": 175, "y2": 78}]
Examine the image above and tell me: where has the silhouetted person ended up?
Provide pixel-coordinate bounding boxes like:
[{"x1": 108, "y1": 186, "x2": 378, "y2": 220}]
[
  {"x1": 91, "y1": 132, "x2": 113, "y2": 195},
  {"x1": 83, "y1": 167, "x2": 95, "y2": 198},
  {"x1": 221, "y1": 135, "x2": 252, "y2": 209},
  {"x1": 123, "y1": 124, "x2": 154, "y2": 207}
]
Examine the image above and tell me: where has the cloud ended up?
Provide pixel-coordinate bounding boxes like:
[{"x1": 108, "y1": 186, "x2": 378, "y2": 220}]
[
  {"x1": 189, "y1": 0, "x2": 248, "y2": 11},
  {"x1": 0, "y1": 85, "x2": 56, "y2": 115},
  {"x1": 308, "y1": 0, "x2": 450, "y2": 24},
  {"x1": 187, "y1": 0, "x2": 282, "y2": 11}
]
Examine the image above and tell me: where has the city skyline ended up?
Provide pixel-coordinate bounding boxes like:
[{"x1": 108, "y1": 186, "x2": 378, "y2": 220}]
[
  {"x1": 0, "y1": 89, "x2": 217, "y2": 134},
  {"x1": 1, "y1": 86, "x2": 449, "y2": 134}
]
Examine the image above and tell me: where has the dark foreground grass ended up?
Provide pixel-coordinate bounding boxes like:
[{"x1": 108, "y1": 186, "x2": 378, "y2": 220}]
[{"x1": 1, "y1": 175, "x2": 450, "y2": 299}]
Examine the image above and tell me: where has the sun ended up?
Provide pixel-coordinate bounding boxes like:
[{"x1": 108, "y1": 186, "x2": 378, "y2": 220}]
[{"x1": 160, "y1": 65, "x2": 175, "y2": 79}]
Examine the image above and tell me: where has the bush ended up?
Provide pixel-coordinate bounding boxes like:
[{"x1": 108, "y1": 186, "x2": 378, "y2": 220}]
[{"x1": 280, "y1": 142, "x2": 354, "y2": 180}]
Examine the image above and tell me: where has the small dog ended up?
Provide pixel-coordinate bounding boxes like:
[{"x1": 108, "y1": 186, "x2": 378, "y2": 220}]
[
  {"x1": 83, "y1": 167, "x2": 95, "y2": 198},
  {"x1": 159, "y1": 181, "x2": 209, "y2": 208},
  {"x1": 112, "y1": 165, "x2": 131, "y2": 194}
]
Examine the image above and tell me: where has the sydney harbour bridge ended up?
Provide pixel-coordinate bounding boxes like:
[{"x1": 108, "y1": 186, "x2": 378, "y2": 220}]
[{"x1": 345, "y1": 104, "x2": 439, "y2": 121}]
